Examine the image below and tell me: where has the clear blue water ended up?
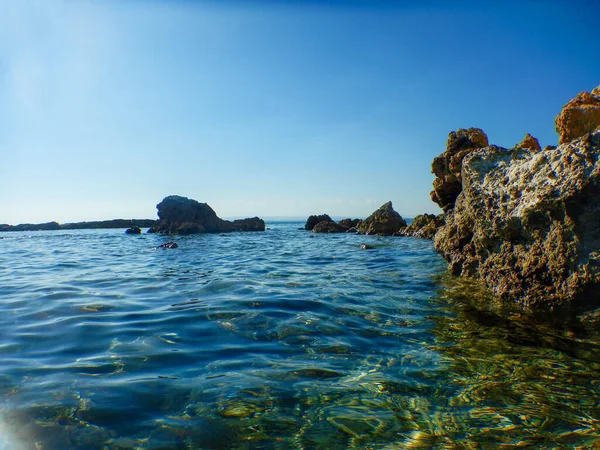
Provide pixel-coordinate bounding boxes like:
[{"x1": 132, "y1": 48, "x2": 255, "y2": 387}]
[{"x1": 1, "y1": 222, "x2": 600, "y2": 449}]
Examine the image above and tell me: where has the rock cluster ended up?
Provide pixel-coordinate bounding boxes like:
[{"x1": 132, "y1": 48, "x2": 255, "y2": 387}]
[
  {"x1": 433, "y1": 85, "x2": 600, "y2": 310},
  {"x1": 357, "y1": 202, "x2": 406, "y2": 236},
  {"x1": 305, "y1": 215, "x2": 361, "y2": 233},
  {"x1": 397, "y1": 214, "x2": 445, "y2": 239},
  {"x1": 150, "y1": 195, "x2": 265, "y2": 235}
]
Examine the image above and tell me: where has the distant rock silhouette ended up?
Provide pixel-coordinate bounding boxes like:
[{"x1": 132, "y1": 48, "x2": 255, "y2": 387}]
[{"x1": 125, "y1": 226, "x2": 142, "y2": 234}]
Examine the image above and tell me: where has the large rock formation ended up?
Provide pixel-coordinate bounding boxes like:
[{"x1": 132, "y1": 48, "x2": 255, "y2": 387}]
[
  {"x1": 434, "y1": 132, "x2": 600, "y2": 309},
  {"x1": 431, "y1": 128, "x2": 489, "y2": 212},
  {"x1": 397, "y1": 214, "x2": 445, "y2": 239},
  {"x1": 150, "y1": 195, "x2": 265, "y2": 234},
  {"x1": 312, "y1": 221, "x2": 347, "y2": 233},
  {"x1": 432, "y1": 85, "x2": 600, "y2": 311},
  {"x1": 555, "y1": 86, "x2": 600, "y2": 144},
  {"x1": 357, "y1": 202, "x2": 406, "y2": 236}
]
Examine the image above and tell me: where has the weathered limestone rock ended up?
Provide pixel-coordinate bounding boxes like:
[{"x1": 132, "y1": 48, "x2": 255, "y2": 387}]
[
  {"x1": 397, "y1": 214, "x2": 445, "y2": 239},
  {"x1": 434, "y1": 131, "x2": 600, "y2": 310},
  {"x1": 357, "y1": 202, "x2": 406, "y2": 236},
  {"x1": 516, "y1": 133, "x2": 541, "y2": 152},
  {"x1": 150, "y1": 195, "x2": 265, "y2": 235},
  {"x1": 431, "y1": 128, "x2": 489, "y2": 212},
  {"x1": 555, "y1": 86, "x2": 600, "y2": 144},
  {"x1": 305, "y1": 214, "x2": 333, "y2": 231}
]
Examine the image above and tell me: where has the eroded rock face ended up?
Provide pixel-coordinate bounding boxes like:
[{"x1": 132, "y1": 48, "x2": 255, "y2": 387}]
[
  {"x1": 555, "y1": 86, "x2": 600, "y2": 144},
  {"x1": 305, "y1": 214, "x2": 333, "y2": 231},
  {"x1": 397, "y1": 214, "x2": 445, "y2": 239},
  {"x1": 431, "y1": 128, "x2": 489, "y2": 212},
  {"x1": 357, "y1": 202, "x2": 406, "y2": 235},
  {"x1": 434, "y1": 131, "x2": 600, "y2": 309},
  {"x1": 150, "y1": 195, "x2": 265, "y2": 234}
]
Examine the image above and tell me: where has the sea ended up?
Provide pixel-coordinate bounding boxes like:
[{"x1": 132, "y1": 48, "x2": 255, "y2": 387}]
[{"x1": 1, "y1": 221, "x2": 599, "y2": 449}]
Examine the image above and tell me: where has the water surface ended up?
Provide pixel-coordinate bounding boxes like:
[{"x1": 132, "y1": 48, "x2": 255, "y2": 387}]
[{"x1": 1, "y1": 222, "x2": 599, "y2": 449}]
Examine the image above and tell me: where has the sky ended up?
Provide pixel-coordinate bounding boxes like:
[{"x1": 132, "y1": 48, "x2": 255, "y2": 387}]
[{"x1": 1, "y1": 0, "x2": 599, "y2": 224}]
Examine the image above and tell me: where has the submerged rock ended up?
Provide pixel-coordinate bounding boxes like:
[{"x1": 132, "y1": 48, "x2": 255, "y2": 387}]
[
  {"x1": 158, "y1": 242, "x2": 178, "y2": 249},
  {"x1": 397, "y1": 214, "x2": 445, "y2": 239},
  {"x1": 434, "y1": 129, "x2": 600, "y2": 310},
  {"x1": 555, "y1": 85, "x2": 600, "y2": 144},
  {"x1": 357, "y1": 202, "x2": 406, "y2": 236},
  {"x1": 150, "y1": 195, "x2": 265, "y2": 235},
  {"x1": 431, "y1": 128, "x2": 489, "y2": 212},
  {"x1": 304, "y1": 214, "x2": 333, "y2": 231}
]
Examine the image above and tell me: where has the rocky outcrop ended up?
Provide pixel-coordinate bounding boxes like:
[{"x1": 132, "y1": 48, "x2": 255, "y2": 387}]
[
  {"x1": 305, "y1": 214, "x2": 333, "y2": 231},
  {"x1": 357, "y1": 202, "x2": 407, "y2": 236},
  {"x1": 397, "y1": 214, "x2": 445, "y2": 239},
  {"x1": 125, "y1": 226, "x2": 142, "y2": 234},
  {"x1": 312, "y1": 221, "x2": 347, "y2": 233},
  {"x1": 555, "y1": 86, "x2": 600, "y2": 144},
  {"x1": 434, "y1": 130, "x2": 600, "y2": 310},
  {"x1": 150, "y1": 195, "x2": 265, "y2": 235},
  {"x1": 516, "y1": 133, "x2": 541, "y2": 151},
  {"x1": 338, "y1": 218, "x2": 362, "y2": 229},
  {"x1": 431, "y1": 128, "x2": 489, "y2": 212},
  {"x1": 305, "y1": 216, "x2": 361, "y2": 233}
]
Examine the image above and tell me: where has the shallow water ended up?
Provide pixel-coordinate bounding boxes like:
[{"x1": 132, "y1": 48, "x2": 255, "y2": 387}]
[{"x1": 0, "y1": 222, "x2": 599, "y2": 449}]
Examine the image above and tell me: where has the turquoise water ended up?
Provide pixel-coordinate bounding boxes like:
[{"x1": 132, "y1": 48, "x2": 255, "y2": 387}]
[{"x1": 1, "y1": 222, "x2": 600, "y2": 449}]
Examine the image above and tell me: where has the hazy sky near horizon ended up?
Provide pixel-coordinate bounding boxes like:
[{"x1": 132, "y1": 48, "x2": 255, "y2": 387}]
[{"x1": 1, "y1": 0, "x2": 599, "y2": 223}]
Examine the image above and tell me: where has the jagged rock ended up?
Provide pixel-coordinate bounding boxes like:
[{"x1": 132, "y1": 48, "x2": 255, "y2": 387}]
[
  {"x1": 516, "y1": 133, "x2": 541, "y2": 151},
  {"x1": 305, "y1": 214, "x2": 333, "y2": 231},
  {"x1": 397, "y1": 214, "x2": 445, "y2": 239},
  {"x1": 555, "y1": 86, "x2": 600, "y2": 144},
  {"x1": 150, "y1": 195, "x2": 265, "y2": 235},
  {"x1": 125, "y1": 226, "x2": 142, "y2": 234},
  {"x1": 431, "y1": 128, "x2": 489, "y2": 212},
  {"x1": 357, "y1": 202, "x2": 406, "y2": 236},
  {"x1": 312, "y1": 221, "x2": 347, "y2": 233},
  {"x1": 434, "y1": 130, "x2": 600, "y2": 310}
]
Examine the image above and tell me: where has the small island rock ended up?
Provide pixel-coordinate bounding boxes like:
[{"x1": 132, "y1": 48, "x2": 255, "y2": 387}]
[
  {"x1": 125, "y1": 226, "x2": 142, "y2": 234},
  {"x1": 357, "y1": 202, "x2": 406, "y2": 236},
  {"x1": 305, "y1": 214, "x2": 333, "y2": 231},
  {"x1": 150, "y1": 195, "x2": 265, "y2": 235}
]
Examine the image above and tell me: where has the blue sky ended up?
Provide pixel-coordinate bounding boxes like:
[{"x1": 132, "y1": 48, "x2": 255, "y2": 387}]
[{"x1": 1, "y1": 0, "x2": 599, "y2": 223}]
